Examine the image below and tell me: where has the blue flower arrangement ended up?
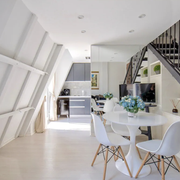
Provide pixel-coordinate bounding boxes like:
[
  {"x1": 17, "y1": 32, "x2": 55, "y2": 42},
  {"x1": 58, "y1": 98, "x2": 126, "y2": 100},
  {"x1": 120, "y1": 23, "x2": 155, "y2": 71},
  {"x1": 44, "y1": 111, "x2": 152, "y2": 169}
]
[
  {"x1": 119, "y1": 96, "x2": 145, "y2": 113},
  {"x1": 103, "y1": 92, "x2": 113, "y2": 99}
]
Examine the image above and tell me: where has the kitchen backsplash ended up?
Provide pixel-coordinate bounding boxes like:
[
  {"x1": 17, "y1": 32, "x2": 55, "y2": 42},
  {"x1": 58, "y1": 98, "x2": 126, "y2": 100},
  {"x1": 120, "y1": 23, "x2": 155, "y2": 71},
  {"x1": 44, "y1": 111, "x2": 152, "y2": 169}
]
[{"x1": 62, "y1": 81, "x2": 91, "y2": 96}]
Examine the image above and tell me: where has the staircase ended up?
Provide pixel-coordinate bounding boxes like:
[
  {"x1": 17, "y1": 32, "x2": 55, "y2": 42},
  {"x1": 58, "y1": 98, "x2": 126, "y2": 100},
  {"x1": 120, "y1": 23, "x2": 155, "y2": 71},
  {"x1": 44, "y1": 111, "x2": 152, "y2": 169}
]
[
  {"x1": 124, "y1": 20, "x2": 180, "y2": 85},
  {"x1": 148, "y1": 21, "x2": 180, "y2": 84},
  {"x1": 124, "y1": 46, "x2": 147, "y2": 84}
]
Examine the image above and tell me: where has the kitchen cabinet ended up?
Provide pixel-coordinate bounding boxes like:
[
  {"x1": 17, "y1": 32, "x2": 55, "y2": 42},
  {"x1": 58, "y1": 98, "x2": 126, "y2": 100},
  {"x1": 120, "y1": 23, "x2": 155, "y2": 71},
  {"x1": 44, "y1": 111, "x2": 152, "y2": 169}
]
[
  {"x1": 84, "y1": 63, "x2": 91, "y2": 81},
  {"x1": 73, "y1": 63, "x2": 84, "y2": 81},
  {"x1": 69, "y1": 98, "x2": 91, "y2": 116},
  {"x1": 66, "y1": 63, "x2": 90, "y2": 81},
  {"x1": 66, "y1": 65, "x2": 74, "y2": 81}
]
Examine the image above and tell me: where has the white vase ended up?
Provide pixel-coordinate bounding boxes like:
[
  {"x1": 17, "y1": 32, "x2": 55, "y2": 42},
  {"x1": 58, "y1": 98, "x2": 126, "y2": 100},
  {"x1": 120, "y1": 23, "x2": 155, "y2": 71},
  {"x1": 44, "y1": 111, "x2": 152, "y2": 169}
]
[
  {"x1": 128, "y1": 112, "x2": 135, "y2": 117},
  {"x1": 106, "y1": 98, "x2": 109, "y2": 100}
]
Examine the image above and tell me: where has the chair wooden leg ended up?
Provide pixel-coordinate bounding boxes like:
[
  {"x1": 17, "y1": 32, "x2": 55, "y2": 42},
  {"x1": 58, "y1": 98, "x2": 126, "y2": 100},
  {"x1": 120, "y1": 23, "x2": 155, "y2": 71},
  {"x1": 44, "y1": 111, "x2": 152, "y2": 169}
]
[
  {"x1": 91, "y1": 144, "x2": 102, "y2": 166},
  {"x1": 111, "y1": 146, "x2": 116, "y2": 161},
  {"x1": 136, "y1": 146, "x2": 142, "y2": 159},
  {"x1": 173, "y1": 155, "x2": 180, "y2": 171},
  {"x1": 118, "y1": 146, "x2": 132, "y2": 178},
  {"x1": 157, "y1": 155, "x2": 160, "y2": 170},
  {"x1": 161, "y1": 156, "x2": 165, "y2": 180},
  {"x1": 100, "y1": 112, "x2": 102, "y2": 121},
  {"x1": 103, "y1": 148, "x2": 109, "y2": 180},
  {"x1": 103, "y1": 119, "x2": 107, "y2": 126},
  {"x1": 135, "y1": 152, "x2": 150, "y2": 178}
]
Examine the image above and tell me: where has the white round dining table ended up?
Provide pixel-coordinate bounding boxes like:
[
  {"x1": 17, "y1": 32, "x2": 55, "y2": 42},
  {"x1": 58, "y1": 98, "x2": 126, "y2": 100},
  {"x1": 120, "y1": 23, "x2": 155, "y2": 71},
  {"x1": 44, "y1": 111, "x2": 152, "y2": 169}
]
[{"x1": 103, "y1": 111, "x2": 168, "y2": 178}]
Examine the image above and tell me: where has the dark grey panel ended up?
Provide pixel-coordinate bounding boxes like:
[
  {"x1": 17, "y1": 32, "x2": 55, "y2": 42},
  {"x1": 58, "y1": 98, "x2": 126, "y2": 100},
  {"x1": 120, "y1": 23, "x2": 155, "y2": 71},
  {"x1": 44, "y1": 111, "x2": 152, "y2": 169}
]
[
  {"x1": 70, "y1": 107, "x2": 85, "y2": 115},
  {"x1": 84, "y1": 63, "x2": 91, "y2": 81},
  {"x1": 69, "y1": 99, "x2": 85, "y2": 106},
  {"x1": 73, "y1": 63, "x2": 84, "y2": 81},
  {"x1": 66, "y1": 65, "x2": 74, "y2": 81},
  {"x1": 84, "y1": 98, "x2": 91, "y2": 115}
]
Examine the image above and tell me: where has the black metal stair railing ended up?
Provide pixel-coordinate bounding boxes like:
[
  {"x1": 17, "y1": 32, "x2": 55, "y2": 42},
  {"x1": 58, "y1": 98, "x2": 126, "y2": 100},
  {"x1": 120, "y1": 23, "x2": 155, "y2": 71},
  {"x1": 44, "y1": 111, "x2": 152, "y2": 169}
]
[
  {"x1": 150, "y1": 20, "x2": 180, "y2": 84},
  {"x1": 123, "y1": 46, "x2": 147, "y2": 84}
]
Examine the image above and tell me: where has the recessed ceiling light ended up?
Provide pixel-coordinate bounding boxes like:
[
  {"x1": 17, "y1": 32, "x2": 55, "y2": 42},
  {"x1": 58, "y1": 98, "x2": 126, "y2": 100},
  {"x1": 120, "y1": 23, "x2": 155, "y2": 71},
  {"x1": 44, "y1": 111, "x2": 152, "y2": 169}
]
[
  {"x1": 114, "y1": 53, "x2": 118, "y2": 54},
  {"x1": 139, "y1": 14, "x2": 146, "y2": 18},
  {"x1": 129, "y1": 30, "x2": 135, "y2": 33},
  {"x1": 81, "y1": 30, "x2": 86, "y2": 33},
  {"x1": 112, "y1": 57, "x2": 114, "y2": 58},
  {"x1": 78, "y1": 15, "x2": 84, "y2": 19}
]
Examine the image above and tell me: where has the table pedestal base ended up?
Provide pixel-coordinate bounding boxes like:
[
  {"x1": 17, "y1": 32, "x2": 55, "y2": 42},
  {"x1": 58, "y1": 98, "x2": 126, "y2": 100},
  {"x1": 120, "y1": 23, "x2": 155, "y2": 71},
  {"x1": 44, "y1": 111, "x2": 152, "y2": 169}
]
[
  {"x1": 115, "y1": 125, "x2": 151, "y2": 177},
  {"x1": 115, "y1": 156, "x2": 151, "y2": 177}
]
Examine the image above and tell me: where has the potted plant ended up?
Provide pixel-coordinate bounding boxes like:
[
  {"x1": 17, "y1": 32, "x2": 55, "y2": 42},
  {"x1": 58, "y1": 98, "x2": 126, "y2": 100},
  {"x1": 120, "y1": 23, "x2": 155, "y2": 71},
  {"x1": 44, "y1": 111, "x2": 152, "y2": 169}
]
[
  {"x1": 143, "y1": 69, "x2": 148, "y2": 77},
  {"x1": 119, "y1": 96, "x2": 145, "y2": 117},
  {"x1": 154, "y1": 64, "x2": 160, "y2": 74},
  {"x1": 103, "y1": 92, "x2": 113, "y2": 100}
]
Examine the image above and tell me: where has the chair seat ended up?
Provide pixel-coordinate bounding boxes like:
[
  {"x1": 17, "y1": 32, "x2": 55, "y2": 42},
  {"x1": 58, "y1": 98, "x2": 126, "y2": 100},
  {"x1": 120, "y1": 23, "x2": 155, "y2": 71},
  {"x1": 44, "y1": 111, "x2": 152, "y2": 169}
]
[
  {"x1": 107, "y1": 133, "x2": 130, "y2": 146},
  {"x1": 94, "y1": 107, "x2": 103, "y2": 111},
  {"x1": 136, "y1": 139, "x2": 162, "y2": 153}
]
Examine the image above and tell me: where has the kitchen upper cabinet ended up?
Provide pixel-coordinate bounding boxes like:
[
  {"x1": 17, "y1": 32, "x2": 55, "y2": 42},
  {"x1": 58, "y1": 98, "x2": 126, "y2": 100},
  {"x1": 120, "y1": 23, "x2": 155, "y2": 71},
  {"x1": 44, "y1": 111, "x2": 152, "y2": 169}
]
[
  {"x1": 73, "y1": 63, "x2": 84, "y2": 81},
  {"x1": 66, "y1": 65, "x2": 74, "y2": 81},
  {"x1": 84, "y1": 63, "x2": 91, "y2": 81},
  {"x1": 66, "y1": 63, "x2": 90, "y2": 81}
]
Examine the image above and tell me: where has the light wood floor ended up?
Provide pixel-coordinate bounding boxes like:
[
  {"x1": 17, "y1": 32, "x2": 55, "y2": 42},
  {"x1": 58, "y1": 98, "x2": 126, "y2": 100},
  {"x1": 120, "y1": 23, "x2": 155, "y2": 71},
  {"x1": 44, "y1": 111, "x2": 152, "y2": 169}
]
[{"x1": 0, "y1": 117, "x2": 179, "y2": 180}]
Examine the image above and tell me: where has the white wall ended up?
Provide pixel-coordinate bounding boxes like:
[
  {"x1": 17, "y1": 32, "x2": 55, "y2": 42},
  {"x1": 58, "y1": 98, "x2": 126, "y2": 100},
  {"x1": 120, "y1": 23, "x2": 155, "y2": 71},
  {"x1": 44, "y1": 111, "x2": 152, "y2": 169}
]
[
  {"x1": 54, "y1": 50, "x2": 73, "y2": 99},
  {"x1": 0, "y1": 0, "x2": 66, "y2": 147},
  {"x1": 91, "y1": 62, "x2": 126, "y2": 99}
]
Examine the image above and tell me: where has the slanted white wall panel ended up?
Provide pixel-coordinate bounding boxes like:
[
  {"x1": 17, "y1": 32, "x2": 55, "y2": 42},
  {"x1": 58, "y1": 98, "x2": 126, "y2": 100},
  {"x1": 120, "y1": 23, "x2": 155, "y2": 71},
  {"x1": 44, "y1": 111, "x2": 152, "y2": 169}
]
[
  {"x1": 55, "y1": 49, "x2": 73, "y2": 98},
  {"x1": 0, "y1": 0, "x2": 17, "y2": 37},
  {"x1": 0, "y1": 68, "x2": 27, "y2": 114},
  {"x1": 2, "y1": 113, "x2": 24, "y2": 146},
  {"x1": 16, "y1": 21, "x2": 45, "y2": 65},
  {"x1": 17, "y1": 73, "x2": 40, "y2": 108},
  {"x1": 34, "y1": 35, "x2": 54, "y2": 70},
  {"x1": 0, "y1": 63, "x2": 9, "y2": 84},
  {"x1": 0, "y1": 0, "x2": 31, "y2": 58},
  {"x1": 0, "y1": 118, "x2": 9, "y2": 139}
]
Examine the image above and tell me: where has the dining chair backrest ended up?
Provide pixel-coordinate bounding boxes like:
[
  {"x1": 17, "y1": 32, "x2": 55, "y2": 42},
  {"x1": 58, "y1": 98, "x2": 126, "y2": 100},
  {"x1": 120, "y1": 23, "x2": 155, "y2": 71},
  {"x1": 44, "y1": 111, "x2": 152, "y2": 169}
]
[
  {"x1": 155, "y1": 121, "x2": 180, "y2": 156},
  {"x1": 111, "y1": 97, "x2": 119, "y2": 105},
  {"x1": 113, "y1": 104, "x2": 124, "y2": 112},
  {"x1": 91, "y1": 98, "x2": 98, "y2": 109},
  {"x1": 111, "y1": 104, "x2": 129, "y2": 135},
  {"x1": 91, "y1": 113, "x2": 111, "y2": 145},
  {"x1": 103, "y1": 99, "x2": 114, "y2": 113}
]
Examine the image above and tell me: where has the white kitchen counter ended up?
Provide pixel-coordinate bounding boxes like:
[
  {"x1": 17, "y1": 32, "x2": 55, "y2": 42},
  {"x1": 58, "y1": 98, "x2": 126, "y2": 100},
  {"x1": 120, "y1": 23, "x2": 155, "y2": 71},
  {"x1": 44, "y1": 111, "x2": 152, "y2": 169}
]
[{"x1": 58, "y1": 96, "x2": 91, "y2": 98}]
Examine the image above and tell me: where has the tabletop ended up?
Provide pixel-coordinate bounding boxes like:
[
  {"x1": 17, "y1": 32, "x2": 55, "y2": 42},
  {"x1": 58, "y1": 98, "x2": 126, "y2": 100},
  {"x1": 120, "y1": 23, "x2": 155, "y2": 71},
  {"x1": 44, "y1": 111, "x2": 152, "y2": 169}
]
[{"x1": 103, "y1": 111, "x2": 168, "y2": 127}]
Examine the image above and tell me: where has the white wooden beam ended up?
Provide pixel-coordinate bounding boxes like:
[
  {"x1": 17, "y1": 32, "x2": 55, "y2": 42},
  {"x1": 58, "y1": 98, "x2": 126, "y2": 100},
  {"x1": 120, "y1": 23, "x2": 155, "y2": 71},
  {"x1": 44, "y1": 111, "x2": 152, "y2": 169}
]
[
  {"x1": 13, "y1": 15, "x2": 37, "y2": 60},
  {"x1": 16, "y1": 44, "x2": 57, "y2": 137},
  {"x1": 19, "y1": 45, "x2": 65, "y2": 136},
  {"x1": 0, "y1": 65, "x2": 13, "y2": 96},
  {"x1": 0, "y1": 107, "x2": 34, "y2": 119},
  {"x1": 0, "y1": 54, "x2": 47, "y2": 75},
  {"x1": 31, "y1": 32, "x2": 48, "y2": 66}
]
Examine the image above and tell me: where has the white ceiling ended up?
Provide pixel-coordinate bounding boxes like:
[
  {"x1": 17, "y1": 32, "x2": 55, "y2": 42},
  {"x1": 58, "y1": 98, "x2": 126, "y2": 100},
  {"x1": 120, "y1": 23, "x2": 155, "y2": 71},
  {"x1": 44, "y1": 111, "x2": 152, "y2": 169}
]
[{"x1": 22, "y1": 0, "x2": 180, "y2": 62}]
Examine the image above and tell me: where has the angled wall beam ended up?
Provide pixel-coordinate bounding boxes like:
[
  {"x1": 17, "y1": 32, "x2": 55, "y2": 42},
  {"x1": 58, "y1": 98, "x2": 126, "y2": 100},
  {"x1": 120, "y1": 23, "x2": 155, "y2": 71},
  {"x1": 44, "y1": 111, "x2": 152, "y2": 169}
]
[
  {"x1": 13, "y1": 15, "x2": 37, "y2": 59},
  {"x1": 0, "y1": 54, "x2": 47, "y2": 75},
  {"x1": 0, "y1": 107, "x2": 34, "y2": 120},
  {"x1": 0, "y1": 65, "x2": 13, "y2": 96},
  {"x1": 15, "y1": 43, "x2": 57, "y2": 137},
  {"x1": 18, "y1": 45, "x2": 65, "y2": 136}
]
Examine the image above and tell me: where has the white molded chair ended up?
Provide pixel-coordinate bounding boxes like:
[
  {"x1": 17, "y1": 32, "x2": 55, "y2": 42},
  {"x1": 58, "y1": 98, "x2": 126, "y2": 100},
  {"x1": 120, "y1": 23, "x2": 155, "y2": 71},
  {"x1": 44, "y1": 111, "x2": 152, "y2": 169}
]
[
  {"x1": 135, "y1": 121, "x2": 180, "y2": 180},
  {"x1": 91, "y1": 98, "x2": 103, "y2": 120},
  {"x1": 103, "y1": 99, "x2": 114, "y2": 125},
  {"x1": 91, "y1": 113, "x2": 132, "y2": 180},
  {"x1": 103, "y1": 99, "x2": 114, "y2": 113},
  {"x1": 111, "y1": 104, "x2": 142, "y2": 159},
  {"x1": 111, "y1": 104, "x2": 141, "y2": 137},
  {"x1": 111, "y1": 97, "x2": 119, "y2": 105}
]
